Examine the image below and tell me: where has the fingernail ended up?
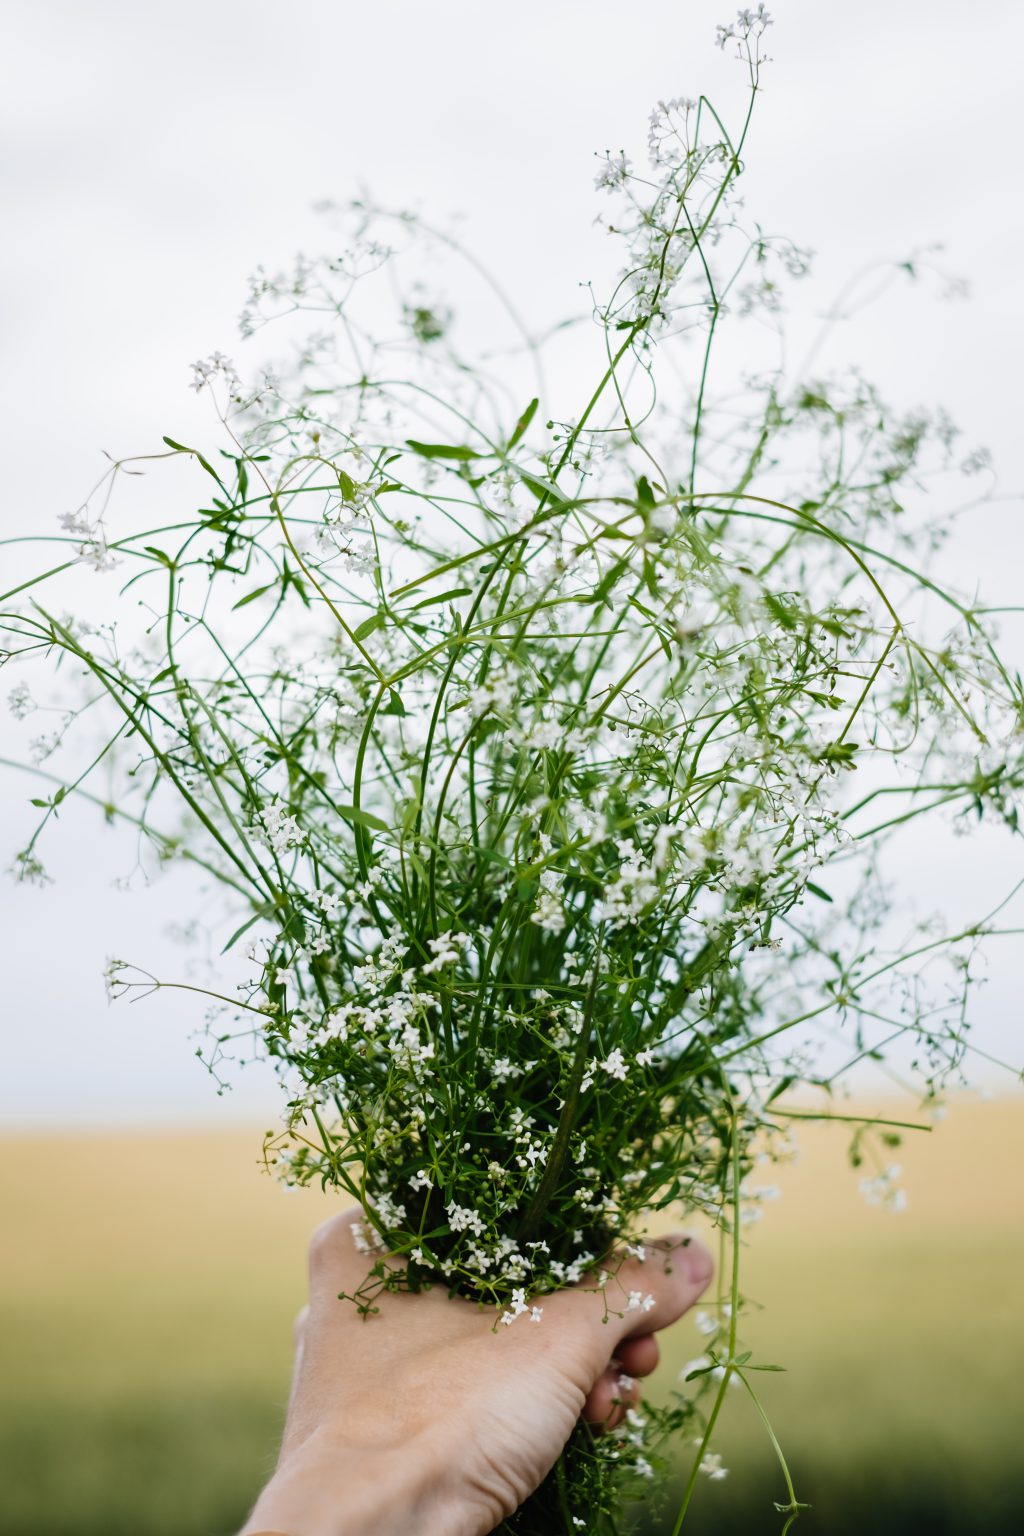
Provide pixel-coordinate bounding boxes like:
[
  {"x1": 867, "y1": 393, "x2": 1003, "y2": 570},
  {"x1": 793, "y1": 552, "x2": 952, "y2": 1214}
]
[{"x1": 679, "y1": 1236, "x2": 714, "y2": 1287}]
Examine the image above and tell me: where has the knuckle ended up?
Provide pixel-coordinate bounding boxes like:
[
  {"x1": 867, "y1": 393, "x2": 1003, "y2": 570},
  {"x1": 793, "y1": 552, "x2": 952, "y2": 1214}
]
[{"x1": 307, "y1": 1212, "x2": 353, "y2": 1273}]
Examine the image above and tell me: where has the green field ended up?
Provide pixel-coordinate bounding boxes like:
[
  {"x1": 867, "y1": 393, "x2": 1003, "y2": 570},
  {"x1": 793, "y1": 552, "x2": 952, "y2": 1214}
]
[{"x1": 2, "y1": 1096, "x2": 1022, "y2": 1534}]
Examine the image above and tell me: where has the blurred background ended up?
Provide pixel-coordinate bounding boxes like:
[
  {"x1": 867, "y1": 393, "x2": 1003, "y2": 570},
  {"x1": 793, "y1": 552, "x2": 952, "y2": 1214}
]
[{"x1": 2, "y1": 1, "x2": 1022, "y2": 1531}]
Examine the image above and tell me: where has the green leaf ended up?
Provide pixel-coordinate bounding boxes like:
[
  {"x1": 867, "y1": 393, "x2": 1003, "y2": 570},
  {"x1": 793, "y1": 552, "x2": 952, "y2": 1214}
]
[
  {"x1": 232, "y1": 582, "x2": 276, "y2": 611},
  {"x1": 382, "y1": 689, "x2": 406, "y2": 717},
  {"x1": 144, "y1": 546, "x2": 174, "y2": 569},
  {"x1": 766, "y1": 1074, "x2": 796, "y2": 1104},
  {"x1": 407, "y1": 586, "x2": 472, "y2": 613},
  {"x1": 281, "y1": 560, "x2": 310, "y2": 608},
  {"x1": 816, "y1": 740, "x2": 860, "y2": 768},
  {"x1": 520, "y1": 470, "x2": 569, "y2": 505},
  {"x1": 506, "y1": 397, "x2": 539, "y2": 451},
  {"x1": 637, "y1": 474, "x2": 656, "y2": 508},
  {"x1": 162, "y1": 436, "x2": 226, "y2": 489},
  {"x1": 765, "y1": 592, "x2": 799, "y2": 630},
  {"x1": 338, "y1": 804, "x2": 389, "y2": 833},
  {"x1": 806, "y1": 881, "x2": 833, "y2": 902},
  {"x1": 353, "y1": 612, "x2": 385, "y2": 643},
  {"x1": 405, "y1": 439, "x2": 481, "y2": 461},
  {"x1": 221, "y1": 906, "x2": 275, "y2": 955},
  {"x1": 338, "y1": 470, "x2": 358, "y2": 502},
  {"x1": 592, "y1": 556, "x2": 630, "y2": 605}
]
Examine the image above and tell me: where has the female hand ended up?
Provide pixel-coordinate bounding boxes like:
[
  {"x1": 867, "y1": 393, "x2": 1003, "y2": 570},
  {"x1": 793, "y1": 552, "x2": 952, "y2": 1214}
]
[{"x1": 241, "y1": 1209, "x2": 713, "y2": 1536}]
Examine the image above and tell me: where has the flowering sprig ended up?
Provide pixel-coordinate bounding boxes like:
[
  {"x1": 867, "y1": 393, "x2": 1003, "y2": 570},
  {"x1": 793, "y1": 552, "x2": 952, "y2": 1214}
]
[{"x1": 2, "y1": 13, "x2": 1021, "y2": 1535}]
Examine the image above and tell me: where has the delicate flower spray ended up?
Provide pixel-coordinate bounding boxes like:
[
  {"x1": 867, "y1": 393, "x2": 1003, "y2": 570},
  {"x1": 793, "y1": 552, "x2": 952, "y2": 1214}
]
[{"x1": 3, "y1": 12, "x2": 1022, "y2": 1533}]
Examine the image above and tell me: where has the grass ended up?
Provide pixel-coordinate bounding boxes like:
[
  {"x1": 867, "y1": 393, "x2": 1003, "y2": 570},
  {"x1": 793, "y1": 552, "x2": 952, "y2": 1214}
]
[{"x1": 2, "y1": 1094, "x2": 1021, "y2": 1533}]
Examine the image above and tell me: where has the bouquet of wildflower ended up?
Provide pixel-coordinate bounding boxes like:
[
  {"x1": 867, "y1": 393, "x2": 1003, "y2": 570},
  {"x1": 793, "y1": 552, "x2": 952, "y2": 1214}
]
[{"x1": 4, "y1": 11, "x2": 1021, "y2": 1532}]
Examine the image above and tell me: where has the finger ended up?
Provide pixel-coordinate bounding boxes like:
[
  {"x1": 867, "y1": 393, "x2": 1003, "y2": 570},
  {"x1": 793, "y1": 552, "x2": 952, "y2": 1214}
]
[
  {"x1": 582, "y1": 1363, "x2": 638, "y2": 1427},
  {"x1": 615, "y1": 1332, "x2": 659, "y2": 1379},
  {"x1": 551, "y1": 1231, "x2": 713, "y2": 1374},
  {"x1": 307, "y1": 1207, "x2": 384, "y2": 1303},
  {"x1": 606, "y1": 1233, "x2": 713, "y2": 1340}
]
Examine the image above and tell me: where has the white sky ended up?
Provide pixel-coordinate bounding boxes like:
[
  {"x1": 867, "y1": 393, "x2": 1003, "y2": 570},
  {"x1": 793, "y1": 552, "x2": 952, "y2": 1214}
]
[{"x1": 2, "y1": 0, "x2": 1022, "y2": 1126}]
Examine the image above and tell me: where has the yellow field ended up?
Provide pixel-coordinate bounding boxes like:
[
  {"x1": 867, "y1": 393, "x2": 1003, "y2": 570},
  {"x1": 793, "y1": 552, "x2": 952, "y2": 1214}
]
[{"x1": 2, "y1": 1095, "x2": 1022, "y2": 1533}]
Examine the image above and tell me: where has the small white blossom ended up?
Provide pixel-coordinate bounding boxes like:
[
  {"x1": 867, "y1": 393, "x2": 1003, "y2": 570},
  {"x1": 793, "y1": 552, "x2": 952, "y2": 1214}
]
[
  {"x1": 190, "y1": 350, "x2": 243, "y2": 396},
  {"x1": 601, "y1": 1048, "x2": 628, "y2": 1081},
  {"x1": 7, "y1": 683, "x2": 35, "y2": 719}
]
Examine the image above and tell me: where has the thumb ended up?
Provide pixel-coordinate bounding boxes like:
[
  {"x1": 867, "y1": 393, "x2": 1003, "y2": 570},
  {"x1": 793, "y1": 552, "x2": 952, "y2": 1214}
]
[
  {"x1": 602, "y1": 1233, "x2": 714, "y2": 1341},
  {"x1": 549, "y1": 1232, "x2": 714, "y2": 1374}
]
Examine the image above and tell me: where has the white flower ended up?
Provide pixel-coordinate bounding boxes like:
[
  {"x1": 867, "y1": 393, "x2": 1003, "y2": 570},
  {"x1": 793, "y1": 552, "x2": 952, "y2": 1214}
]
[
  {"x1": 492, "y1": 1057, "x2": 521, "y2": 1083},
  {"x1": 594, "y1": 149, "x2": 632, "y2": 191},
  {"x1": 421, "y1": 931, "x2": 467, "y2": 974},
  {"x1": 601, "y1": 1048, "x2": 628, "y2": 1081},
  {"x1": 259, "y1": 799, "x2": 303, "y2": 857},
  {"x1": 699, "y1": 1452, "x2": 729, "y2": 1481},
  {"x1": 501, "y1": 1287, "x2": 535, "y2": 1326},
  {"x1": 859, "y1": 1164, "x2": 907, "y2": 1212},
  {"x1": 7, "y1": 683, "x2": 35, "y2": 719},
  {"x1": 530, "y1": 868, "x2": 566, "y2": 934},
  {"x1": 961, "y1": 446, "x2": 993, "y2": 476},
  {"x1": 349, "y1": 1219, "x2": 385, "y2": 1256},
  {"x1": 636, "y1": 1047, "x2": 656, "y2": 1068},
  {"x1": 447, "y1": 1201, "x2": 485, "y2": 1237},
  {"x1": 190, "y1": 350, "x2": 242, "y2": 396},
  {"x1": 680, "y1": 1354, "x2": 711, "y2": 1380}
]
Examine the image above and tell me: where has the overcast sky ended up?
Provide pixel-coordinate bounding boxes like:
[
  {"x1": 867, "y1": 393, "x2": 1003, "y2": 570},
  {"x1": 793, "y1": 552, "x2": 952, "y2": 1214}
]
[{"x1": 2, "y1": 0, "x2": 1022, "y2": 1126}]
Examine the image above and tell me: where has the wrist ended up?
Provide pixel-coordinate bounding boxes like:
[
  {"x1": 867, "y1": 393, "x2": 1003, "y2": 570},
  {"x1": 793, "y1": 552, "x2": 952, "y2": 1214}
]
[{"x1": 239, "y1": 1426, "x2": 455, "y2": 1536}]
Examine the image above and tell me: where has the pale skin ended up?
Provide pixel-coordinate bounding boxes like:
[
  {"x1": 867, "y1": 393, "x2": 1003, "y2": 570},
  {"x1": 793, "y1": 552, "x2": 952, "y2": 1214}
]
[{"x1": 240, "y1": 1209, "x2": 714, "y2": 1536}]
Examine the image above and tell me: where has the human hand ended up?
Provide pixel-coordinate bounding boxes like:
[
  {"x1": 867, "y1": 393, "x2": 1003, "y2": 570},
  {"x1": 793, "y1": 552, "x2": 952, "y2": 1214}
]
[{"x1": 240, "y1": 1209, "x2": 713, "y2": 1536}]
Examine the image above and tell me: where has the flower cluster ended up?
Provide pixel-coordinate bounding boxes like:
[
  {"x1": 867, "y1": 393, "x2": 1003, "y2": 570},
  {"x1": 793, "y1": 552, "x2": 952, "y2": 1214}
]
[{"x1": 3, "y1": 14, "x2": 1020, "y2": 1535}]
